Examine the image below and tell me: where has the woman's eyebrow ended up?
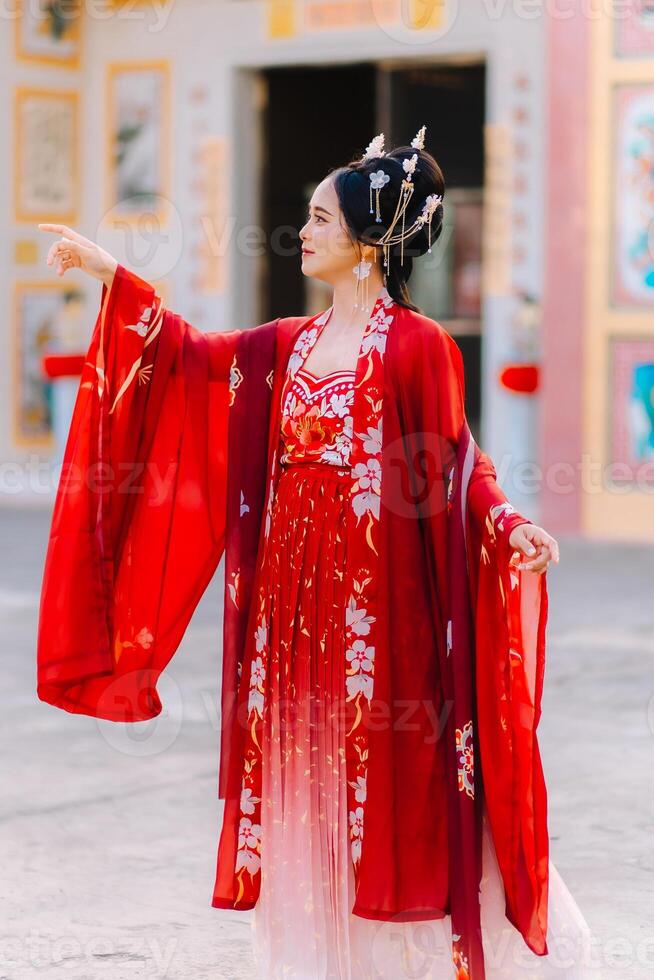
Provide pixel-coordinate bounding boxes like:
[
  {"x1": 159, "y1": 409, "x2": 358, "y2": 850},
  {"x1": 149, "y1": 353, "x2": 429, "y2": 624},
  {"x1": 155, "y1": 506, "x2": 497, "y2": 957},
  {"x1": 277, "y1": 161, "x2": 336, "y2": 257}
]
[{"x1": 307, "y1": 204, "x2": 333, "y2": 217}]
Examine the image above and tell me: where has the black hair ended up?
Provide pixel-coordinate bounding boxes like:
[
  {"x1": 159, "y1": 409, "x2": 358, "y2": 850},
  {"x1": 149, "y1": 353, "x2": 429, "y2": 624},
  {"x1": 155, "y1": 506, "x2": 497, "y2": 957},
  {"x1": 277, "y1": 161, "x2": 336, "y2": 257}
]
[{"x1": 329, "y1": 145, "x2": 445, "y2": 313}]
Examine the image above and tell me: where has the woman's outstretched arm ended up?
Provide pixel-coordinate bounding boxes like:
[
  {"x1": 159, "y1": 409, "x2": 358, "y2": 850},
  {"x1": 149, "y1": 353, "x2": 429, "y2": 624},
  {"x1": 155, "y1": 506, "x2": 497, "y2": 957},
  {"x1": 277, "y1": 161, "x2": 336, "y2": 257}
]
[
  {"x1": 434, "y1": 324, "x2": 559, "y2": 573},
  {"x1": 36, "y1": 227, "x2": 241, "y2": 722}
]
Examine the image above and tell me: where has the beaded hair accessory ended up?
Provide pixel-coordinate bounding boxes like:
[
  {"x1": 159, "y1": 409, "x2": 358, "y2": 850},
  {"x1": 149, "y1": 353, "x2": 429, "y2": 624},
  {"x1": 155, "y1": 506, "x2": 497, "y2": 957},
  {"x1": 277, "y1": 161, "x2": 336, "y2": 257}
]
[{"x1": 360, "y1": 124, "x2": 443, "y2": 268}]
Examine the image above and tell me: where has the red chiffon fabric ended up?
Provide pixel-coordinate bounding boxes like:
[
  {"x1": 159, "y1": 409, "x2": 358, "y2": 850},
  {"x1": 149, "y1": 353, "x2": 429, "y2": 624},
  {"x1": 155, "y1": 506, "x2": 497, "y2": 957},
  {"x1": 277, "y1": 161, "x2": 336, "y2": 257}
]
[
  {"x1": 245, "y1": 370, "x2": 594, "y2": 979},
  {"x1": 37, "y1": 265, "x2": 595, "y2": 978}
]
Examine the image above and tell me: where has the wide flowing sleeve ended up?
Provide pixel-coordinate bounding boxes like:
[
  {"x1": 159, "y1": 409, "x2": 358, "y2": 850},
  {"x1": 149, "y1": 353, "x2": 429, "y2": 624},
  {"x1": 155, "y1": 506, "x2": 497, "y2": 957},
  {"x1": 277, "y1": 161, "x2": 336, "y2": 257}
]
[
  {"x1": 433, "y1": 325, "x2": 533, "y2": 546},
  {"x1": 412, "y1": 320, "x2": 550, "y2": 963},
  {"x1": 36, "y1": 262, "x2": 240, "y2": 723},
  {"x1": 440, "y1": 328, "x2": 551, "y2": 957}
]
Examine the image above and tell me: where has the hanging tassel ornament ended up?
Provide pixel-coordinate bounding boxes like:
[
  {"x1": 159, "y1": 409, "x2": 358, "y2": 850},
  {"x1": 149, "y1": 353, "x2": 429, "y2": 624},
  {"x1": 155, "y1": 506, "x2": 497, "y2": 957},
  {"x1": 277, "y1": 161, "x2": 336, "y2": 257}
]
[
  {"x1": 369, "y1": 169, "x2": 390, "y2": 222},
  {"x1": 415, "y1": 193, "x2": 443, "y2": 255},
  {"x1": 352, "y1": 252, "x2": 372, "y2": 311}
]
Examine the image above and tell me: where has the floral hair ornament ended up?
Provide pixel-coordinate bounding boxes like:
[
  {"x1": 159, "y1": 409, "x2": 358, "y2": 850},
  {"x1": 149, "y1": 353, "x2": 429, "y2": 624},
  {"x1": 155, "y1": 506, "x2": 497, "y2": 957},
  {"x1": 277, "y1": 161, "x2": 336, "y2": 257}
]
[
  {"x1": 360, "y1": 133, "x2": 389, "y2": 221},
  {"x1": 411, "y1": 124, "x2": 426, "y2": 150},
  {"x1": 369, "y1": 169, "x2": 390, "y2": 222},
  {"x1": 361, "y1": 132, "x2": 386, "y2": 162},
  {"x1": 373, "y1": 124, "x2": 443, "y2": 267}
]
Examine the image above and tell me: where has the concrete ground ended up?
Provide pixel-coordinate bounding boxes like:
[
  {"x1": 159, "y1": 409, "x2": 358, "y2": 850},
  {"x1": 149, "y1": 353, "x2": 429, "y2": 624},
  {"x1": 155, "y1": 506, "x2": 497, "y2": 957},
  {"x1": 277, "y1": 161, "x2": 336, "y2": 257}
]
[{"x1": 1, "y1": 507, "x2": 652, "y2": 979}]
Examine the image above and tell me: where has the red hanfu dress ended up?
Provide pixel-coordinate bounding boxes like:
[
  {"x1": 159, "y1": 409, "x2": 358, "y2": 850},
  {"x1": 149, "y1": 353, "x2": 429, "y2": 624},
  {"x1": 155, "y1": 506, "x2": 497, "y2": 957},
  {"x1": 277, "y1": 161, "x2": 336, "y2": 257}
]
[{"x1": 36, "y1": 265, "x2": 596, "y2": 979}]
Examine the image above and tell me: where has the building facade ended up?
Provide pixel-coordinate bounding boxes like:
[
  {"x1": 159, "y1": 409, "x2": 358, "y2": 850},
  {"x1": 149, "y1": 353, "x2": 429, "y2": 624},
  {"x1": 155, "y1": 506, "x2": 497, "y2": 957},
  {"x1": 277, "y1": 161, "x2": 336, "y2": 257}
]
[{"x1": 2, "y1": 1, "x2": 653, "y2": 539}]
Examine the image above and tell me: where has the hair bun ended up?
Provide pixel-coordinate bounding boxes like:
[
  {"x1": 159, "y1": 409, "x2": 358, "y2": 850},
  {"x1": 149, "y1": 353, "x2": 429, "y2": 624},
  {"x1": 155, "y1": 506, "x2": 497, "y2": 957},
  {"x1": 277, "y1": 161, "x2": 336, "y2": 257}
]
[{"x1": 329, "y1": 140, "x2": 446, "y2": 312}]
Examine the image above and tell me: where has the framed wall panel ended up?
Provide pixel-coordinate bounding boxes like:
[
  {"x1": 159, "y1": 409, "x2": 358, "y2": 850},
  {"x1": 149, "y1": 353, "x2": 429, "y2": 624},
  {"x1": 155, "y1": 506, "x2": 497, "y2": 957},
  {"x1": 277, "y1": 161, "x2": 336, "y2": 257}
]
[
  {"x1": 14, "y1": 0, "x2": 82, "y2": 69},
  {"x1": 608, "y1": 336, "x2": 654, "y2": 480},
  {"x1": 610, "y1": 84, "x2": 654, "y2": 308},
  {"x1": 14, "y1": 88, "x2": 79, "y2": 223},
  {"x1": 12, "y1": 281, "x2": 85, "y2": 448},
  {"x1": 105, "y1": 61, "x2": 171, "y2": 224}
]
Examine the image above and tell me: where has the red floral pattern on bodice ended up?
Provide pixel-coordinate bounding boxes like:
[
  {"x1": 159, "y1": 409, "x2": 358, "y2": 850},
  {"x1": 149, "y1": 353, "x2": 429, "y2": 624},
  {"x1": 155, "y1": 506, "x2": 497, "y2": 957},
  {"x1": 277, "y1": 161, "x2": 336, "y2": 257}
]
[{"x1": 279, "y1": 365, "x2": 356, "y2": 469}]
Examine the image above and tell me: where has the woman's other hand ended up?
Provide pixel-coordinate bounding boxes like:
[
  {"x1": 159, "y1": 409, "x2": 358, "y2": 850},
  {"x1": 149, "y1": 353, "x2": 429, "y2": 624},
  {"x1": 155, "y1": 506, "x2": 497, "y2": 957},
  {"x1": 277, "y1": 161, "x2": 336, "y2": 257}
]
[
  {"x1": 38, "y1": 224, "x2": 118, "y2": 288},
  {"x1": 508, "y1": 522, "x2": 560, "y2": 574}
]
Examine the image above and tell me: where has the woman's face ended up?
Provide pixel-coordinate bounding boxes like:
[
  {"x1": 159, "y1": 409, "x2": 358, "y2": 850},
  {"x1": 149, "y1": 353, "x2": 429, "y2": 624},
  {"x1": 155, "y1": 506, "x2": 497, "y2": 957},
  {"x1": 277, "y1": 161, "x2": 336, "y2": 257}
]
[{"x1": 299, "y1": 176, "x2": 359, "y2": 285}]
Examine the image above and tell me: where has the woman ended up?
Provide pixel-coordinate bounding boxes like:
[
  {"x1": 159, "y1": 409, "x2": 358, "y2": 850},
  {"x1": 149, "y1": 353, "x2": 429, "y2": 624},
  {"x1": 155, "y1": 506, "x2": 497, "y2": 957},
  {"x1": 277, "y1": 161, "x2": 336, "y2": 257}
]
[{"x1": 36, "y1": 130, "x2": 594, "y2": 979}]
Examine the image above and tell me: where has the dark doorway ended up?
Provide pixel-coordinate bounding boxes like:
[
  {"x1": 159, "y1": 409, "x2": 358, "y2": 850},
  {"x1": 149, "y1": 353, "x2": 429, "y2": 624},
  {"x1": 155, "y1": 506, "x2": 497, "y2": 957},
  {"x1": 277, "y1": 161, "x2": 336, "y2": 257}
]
[
  {"x1": 261, "y1": 60, "x2": 486, "y2": 435},
  {"x1": 388, "y1": 63, "x2": 486, "y2": 436},
  {"x1": 261, "y1": 63, "x2": 376, "y2": 320}
]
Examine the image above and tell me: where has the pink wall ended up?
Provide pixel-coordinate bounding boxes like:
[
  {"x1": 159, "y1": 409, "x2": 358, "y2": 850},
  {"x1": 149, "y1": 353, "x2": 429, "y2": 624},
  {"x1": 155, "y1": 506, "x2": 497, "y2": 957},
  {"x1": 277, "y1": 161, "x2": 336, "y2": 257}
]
[{"x1": 540, "y1": 10, "x2": 590, "y2": 533}]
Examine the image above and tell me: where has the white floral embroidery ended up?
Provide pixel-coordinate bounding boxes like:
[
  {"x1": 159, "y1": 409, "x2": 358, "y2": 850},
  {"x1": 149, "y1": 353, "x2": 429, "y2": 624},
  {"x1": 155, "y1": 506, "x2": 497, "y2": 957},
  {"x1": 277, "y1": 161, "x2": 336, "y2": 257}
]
[
  {"x1": 248, "y1": 683, "x2": 264, "y2": 718},
  {"x1": 349, "y1": 773, "x2": 367, "y2": 804},
  {"x1": 125, "y1": 304, "x2": 153, "y2": 337},
  {"x1": 254, "y1": 616, "x2": 268, "y2": 654},
  {"x1": 362, "y1": 327, "x2": 388, "y2": 358},
  {"x1": 329, "y1": 388, "x2": 355, "y2": 418},
  {"x1": 346, "y1": 640, "x2": 375, "y2": 699},
  {"x1": 287, "y1": 327, "x2": 320, "y2": 376},
  {"x1": 236, "y1": 817, "x2": 262, "y2": 875},
  {"x1": 321, "y1": 415, "x2": 353, "y2": 467},
  {"x1": 247, "y1": 650, "x2": 266, "y2": 717},
  {"x1": 352, "y1": 458, "x2": 381, "y2": 520},
  {"x1": 490, "y1": 501, "x2": 516, "y2": 532},
  {"x1": 240, "y1": 782, "x2": 261, "y2": 815},
  {"x1": 349, "y1": 807, "x2": 364, "y2": 862},
  {"x1": 360, "y1": 421, "x2": 382, "y2": 456},
  {"x1": 344, "y1": 288, "x2": 396, "y2": 871},
  {"x1": 345, "y1": 596, "x2": 375, "y2": 637}
]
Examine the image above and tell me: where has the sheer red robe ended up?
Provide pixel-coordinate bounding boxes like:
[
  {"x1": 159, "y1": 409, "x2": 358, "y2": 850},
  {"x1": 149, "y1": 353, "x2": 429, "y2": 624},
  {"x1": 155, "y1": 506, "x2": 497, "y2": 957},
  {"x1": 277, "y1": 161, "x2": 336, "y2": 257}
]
[{"x1": 37, "y1": 263, "x2": 549, "y2": 979}]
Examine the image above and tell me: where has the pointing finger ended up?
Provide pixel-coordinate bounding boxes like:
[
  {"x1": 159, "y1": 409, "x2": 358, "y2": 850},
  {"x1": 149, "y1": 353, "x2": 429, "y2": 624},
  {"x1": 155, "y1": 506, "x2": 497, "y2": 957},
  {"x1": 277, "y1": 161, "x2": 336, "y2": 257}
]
[{"x1": 38, "y1": 224, "x2": 94, "y2": 247}]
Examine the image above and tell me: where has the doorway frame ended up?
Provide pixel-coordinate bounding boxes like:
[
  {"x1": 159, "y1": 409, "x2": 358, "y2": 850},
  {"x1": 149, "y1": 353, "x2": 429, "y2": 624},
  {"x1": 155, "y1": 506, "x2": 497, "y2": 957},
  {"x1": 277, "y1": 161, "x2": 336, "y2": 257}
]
[{"x1": 229, "y1": 51, "x2": 489, "y2": 330}]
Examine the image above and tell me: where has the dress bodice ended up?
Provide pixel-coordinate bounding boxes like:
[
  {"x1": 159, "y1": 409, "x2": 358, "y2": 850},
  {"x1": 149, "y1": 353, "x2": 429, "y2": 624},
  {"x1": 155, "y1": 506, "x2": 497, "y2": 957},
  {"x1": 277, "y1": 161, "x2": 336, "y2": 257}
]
[{"x1": 279, "y1": 365, "x2": 356, "y2": 469}]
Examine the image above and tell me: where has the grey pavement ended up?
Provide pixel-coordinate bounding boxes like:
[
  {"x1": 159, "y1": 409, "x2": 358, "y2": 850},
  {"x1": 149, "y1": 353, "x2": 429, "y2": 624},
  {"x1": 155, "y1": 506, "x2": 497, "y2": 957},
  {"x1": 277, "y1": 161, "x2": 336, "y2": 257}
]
[{"x1": 1, "y1": 507, "x2": 652, "y2": 979}]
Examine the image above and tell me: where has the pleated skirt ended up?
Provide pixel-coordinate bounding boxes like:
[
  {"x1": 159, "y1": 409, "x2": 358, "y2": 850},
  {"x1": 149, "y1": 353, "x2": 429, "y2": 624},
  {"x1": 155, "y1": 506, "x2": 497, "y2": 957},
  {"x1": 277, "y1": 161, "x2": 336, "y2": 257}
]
[{"x1": 250, "y1": 460, "x2": 598, "y2": 980}]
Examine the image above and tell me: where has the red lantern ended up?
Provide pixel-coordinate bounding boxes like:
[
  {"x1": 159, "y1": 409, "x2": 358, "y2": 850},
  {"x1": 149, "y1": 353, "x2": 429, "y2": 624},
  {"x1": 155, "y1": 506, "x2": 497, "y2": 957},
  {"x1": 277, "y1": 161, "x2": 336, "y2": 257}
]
[
  {"x1": 499, "y1": 363, "x2": 539, "y2": 393},
  {"x1": 42, "y1": 353, "x2": 85, "y2": 379}
]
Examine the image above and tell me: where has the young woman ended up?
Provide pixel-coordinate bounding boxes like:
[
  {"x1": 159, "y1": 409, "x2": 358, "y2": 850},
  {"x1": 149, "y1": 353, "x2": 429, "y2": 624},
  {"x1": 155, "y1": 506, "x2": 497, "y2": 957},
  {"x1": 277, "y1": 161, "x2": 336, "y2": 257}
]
[{"x1": 36, "y1": 130, "x2": 594, "y2": 979}]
